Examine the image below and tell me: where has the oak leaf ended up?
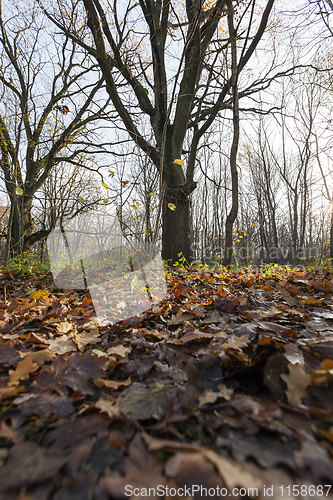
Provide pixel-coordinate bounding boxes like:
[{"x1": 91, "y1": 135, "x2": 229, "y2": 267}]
[
  {"x1": 8, "y1": 356, "x2": 39, "y2": 387},
  {"x1": 281, "y1": 363, "x2": 311, "y2": 406}
]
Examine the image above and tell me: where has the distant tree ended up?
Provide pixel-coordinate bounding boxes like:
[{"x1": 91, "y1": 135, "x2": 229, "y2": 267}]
[{"x1": 0, "y1": 1, "x2": 109, "y2": 257}]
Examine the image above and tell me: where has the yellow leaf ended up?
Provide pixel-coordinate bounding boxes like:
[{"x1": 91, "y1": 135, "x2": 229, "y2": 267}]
[
  {"x1": 29, "y1": 290, "x2": 50, "y2": 301},
  {"x1": 130, "y1": 204, "x2": 138, "y2": 209},
  {"x1": 16, "y1": 187, "x2": 23, "y2": 195},
  {"x1": 108, "y1": 170, "x2": 115, "y2": 176},
  {"x1": 103, "y1": 199, "x2": 108, "y2": 203},
  {"x1": 173, "y1": 159, "x2": 184, "y2": 167},
  {"x1": 168, "y1": 203, "x2": 176, "y2": 211},
  {"x1": 101, "y1": 182, "x2": 109, "y2": 190},
  {"x1": 149, "y1": 192, "x2": 155, "y2": 197},
  {"x1": 77, "y1": 197, "x2": 85, "y2": 203}
]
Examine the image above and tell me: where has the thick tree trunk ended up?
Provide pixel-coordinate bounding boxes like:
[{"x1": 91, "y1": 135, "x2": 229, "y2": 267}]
[
  {"x1": 9, "y1": 195, "x2": 33, "y2": 256},
  {"x1": 162, "y1": 185, "x2": 192, "y2": 264}
]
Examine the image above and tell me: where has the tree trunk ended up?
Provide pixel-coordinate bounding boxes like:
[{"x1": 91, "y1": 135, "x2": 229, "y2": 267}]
[
  {"x1": 9, "y1": 194, "x2": 33, "y2": 256},
  {"x1": 330, "y1": 214, "x2": 333, "y2": 259},
  {"x1": 162, "y1": 185, "x2": 192, "y2": 264},
  {"x1": 223, "y1": 0, "x2": 239, "y2": 268}
]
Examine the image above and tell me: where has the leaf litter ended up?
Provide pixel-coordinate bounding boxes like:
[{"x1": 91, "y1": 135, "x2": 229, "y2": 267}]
[{"x1": 0, "y1": 266, "x2": 333, "y2": 498}]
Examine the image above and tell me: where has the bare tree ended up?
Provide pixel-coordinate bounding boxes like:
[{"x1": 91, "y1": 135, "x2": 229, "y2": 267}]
[
  {"x1": 0, "y1": 1, "x2": 110, "y2": 257},
  {"x1": 38, "y1": 0, "x2": 281, "y2": 263}
]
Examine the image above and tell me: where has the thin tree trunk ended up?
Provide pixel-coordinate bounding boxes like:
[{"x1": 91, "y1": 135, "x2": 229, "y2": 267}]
[{"x1": 224, "y1": 0, "x2": 239, "y2": 268}]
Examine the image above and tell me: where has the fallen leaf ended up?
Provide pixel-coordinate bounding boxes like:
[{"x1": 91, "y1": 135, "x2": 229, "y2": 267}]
[
  {"x1": 47, "y1": 335, "x2": 77, "y2": 354},
  {"x1": 73, "y1": 329, "x2": 101, "y2": 351},
  {"x1": 281, "y1": 363, "x2": 311, "y2": 406},
  {"x1": 95, "y1": 398, "x2": 120, "y2": 418},
  {"x1": 94, "y1": 377, "x2": 132, "y2": 389},
  {"x1": 224, "y1": 334, "x2": 249, "y2": 350},
  {"x1": 198, "y1": 384, "x2": 234, "y2": 407},
  {"x1": 8, "y1": 356, "x2": 39, "y2": 387},
  {"x1": 18, "y1": 349, "x2": 56, "y2": 365},
  {"x1": 33, "y1": 352, "x2": 105, "y2": 396},
  {"x1": 203, "y1": 448, "x2": 263, "y2": 490},
  {"x1": 119, "y1": 383, "x2": 177, "y2": 420},
  {"x1": 55, "y1": 321, "x2": 72, "y2": 335},
  {"x1": 107, "y1": 345, "x2": 132, "y2": 358},
  {"x1": 29, "y1": 290, "x2": 50, "y2": 301}
]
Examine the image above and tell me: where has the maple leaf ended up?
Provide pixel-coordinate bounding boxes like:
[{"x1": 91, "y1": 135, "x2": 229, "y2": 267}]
[{"x1": 281, "y1": 363, "x2": 311, "y2": 406}]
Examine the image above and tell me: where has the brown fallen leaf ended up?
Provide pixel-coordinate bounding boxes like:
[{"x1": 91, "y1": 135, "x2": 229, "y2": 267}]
[
  {"x1": 95, "y1": 398, "x2": 120, "y2": 418},
  {"x1": 47, "y1": 335, "x2": 77, "y2": 354},
  {"x1": 0, "y1": 385, "x2": 23, "y2": 399},
  {"x1": 55, "y1": 321, "x2": 73, "y2": 335},
  {"x1": 119, "y1": 383, "x2": 177, "y2": 420},
  {"x1": 281, "y1": 362, "x2": 311, "y2": 406},
  {"x1": 177, "y1": 329, "x2": 215, "y2": 344},
  {"x1": 224, "y1": 334, "x2": 249, "y2": 350},
  {"x1": 8, "y1": 356, "x2": 39, "y2": 387},
  {"x1": 94, "y1": 376, "x2": 132, "y2": 389},
  {"x1": 198, "y1": 384, "x2": 234, "y2": 408},
  {"x1": 73, "y1": 329, "x2": 101, "y2": 351},
  {"x1": 107, "y1": 345, "x2": 132, "y2": 358},
  {"x1": 18, "y1": 349, "x2": 56, "y2": 365},
  {"x1": 202, "y1": 448, "x2": 263, "y2": 490}
]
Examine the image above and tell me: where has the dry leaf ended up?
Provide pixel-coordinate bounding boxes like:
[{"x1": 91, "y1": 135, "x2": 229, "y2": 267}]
[
  {"x1": 94, "y1": 377, "x2": 132, "y2": 389},
  {"x1": 19, "y1": 349, "x2": 56, "y2": 365},
  {"x1": 47, "y1": 335, "x2": 77, "y2": 354},
  {"x1": 73, "y1": 329, "x2": 101, "y2": 352},
  {"x1": 119, "y1": 383, "x2": 177, "y2": 420},
  {"x1": 55, "y1": 321, "x2": 72, "y2": 335},
  {"x1": 95, "y1": 398, "x2": 120, "y2": 418},
  {"x1": 107, "y1": 345, "x2": 132, "y2": 358},
  {"x1": 203, "y1": 449, "x2": 263, "y2": 490},
  {"x1": 281, "y1": 363, "x2": 311, "y2": 406},
  {"x1": 8, "y1": 357, "x2": 39, "y2": 387},
  {"x1": 224, "y1": 334, "x2": 249, "y2": 350},
  {"x1": 198, "y1": 384, "x2": 233, "y2": 408}
]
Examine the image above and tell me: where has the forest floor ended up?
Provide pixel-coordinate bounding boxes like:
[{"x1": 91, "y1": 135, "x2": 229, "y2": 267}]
[{"x1": 0, "y1": 265, "x2": 333, "y2": 499}]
